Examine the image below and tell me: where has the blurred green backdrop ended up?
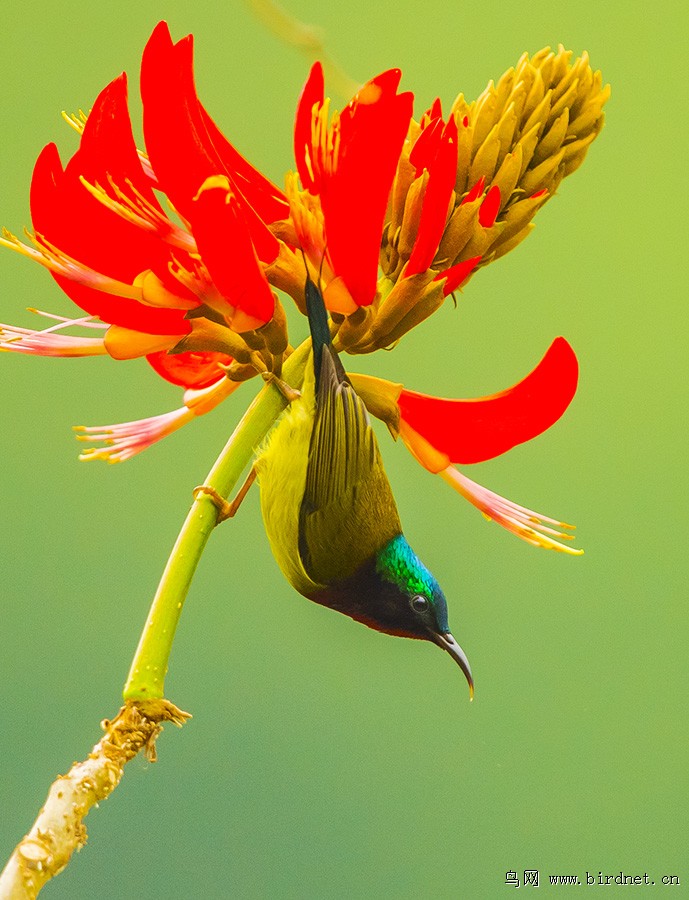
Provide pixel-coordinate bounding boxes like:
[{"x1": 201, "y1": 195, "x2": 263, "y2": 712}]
[{"x1": 1, "y1": 0, "x2": 687, "y2": 897}]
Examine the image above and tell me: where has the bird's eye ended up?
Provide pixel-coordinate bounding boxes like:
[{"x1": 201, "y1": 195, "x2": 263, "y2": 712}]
[{"x1": 411, "y1": 595, "x2": 429, "y2": 612}]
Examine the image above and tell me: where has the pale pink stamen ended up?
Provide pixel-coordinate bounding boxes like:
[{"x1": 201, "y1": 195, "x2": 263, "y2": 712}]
[
  {"x1": 439, "y1": 466, "x2": 582, "y2": 555},
  {"x1": 75, "y1": 376, "x2": 240, "y2": 462},
  {"x1": 139, "y1": 153, "x2": 158, "y2": 185},
  {"x1": 28, "y1": 309, "x2": 107, "y2": 329},
  {"x1": 75, "y1": 407, "x2": 196, "y2": 463},
  {"x1": 0, "y1": 315, "x2": 108, "y2": 357}
]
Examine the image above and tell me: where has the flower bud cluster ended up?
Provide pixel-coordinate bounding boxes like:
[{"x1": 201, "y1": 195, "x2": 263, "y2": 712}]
[{"x1": 336, "y1": 46, "x2": 609, "y2": 353}]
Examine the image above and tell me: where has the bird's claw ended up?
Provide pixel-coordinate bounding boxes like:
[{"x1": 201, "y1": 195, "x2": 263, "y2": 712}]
[
  {"x1": 262, "y1": 371, "x2": 301, "y2": 403},
  {"x1": 193, "y1": 466, "x2": 257, "y2": 523},
  {"x1": 192, "y1": 485, "x2": 234, "y2": 523}
]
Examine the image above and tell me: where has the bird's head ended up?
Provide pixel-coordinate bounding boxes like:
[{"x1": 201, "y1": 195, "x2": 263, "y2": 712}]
[
  {"x1": 374, "y1": 535, "x2": 473, "y2": 698},
  {"x1": 318, "y1": 534, "x2": 473, "y2": 698}
]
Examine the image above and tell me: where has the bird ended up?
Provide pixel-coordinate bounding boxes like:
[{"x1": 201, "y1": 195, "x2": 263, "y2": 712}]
[{"x1": 254, "y1": 272, "x2": 474, "y2": 697}]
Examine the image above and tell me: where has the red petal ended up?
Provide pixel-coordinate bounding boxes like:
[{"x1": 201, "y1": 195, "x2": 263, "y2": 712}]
[
  {"x1": 423, "y1": 97, "x2": 443, "y2": 122},
  {"x1": 294, "y1": 62, "x2": 325, "y2": 192},
  {"x1": 191, "y1": 179, "x2": 275, "y2": 325},
  {"x1": 146, "y1": 349, "x2": 231, "y2": 389},
  {"x1": 397, "y1": 337, "x2": 578, "y2": 464},
  {"x1": 198, "y1": 105, "x2": 289, "y2": 224},
  {"x1": 30, "y1": 78, "x2": 190, "y2": 336},
  {"x1": 461, "y1": 176, "x2": 485, "y2": 205},
  {"x1": 434, "y1": 255, "x2": 481, "y2": 294},
  {"x1": 141, "y1": 22, "x2": 282, "y2": 259},
  {"x1": 320, "y1": 70, "x2": 414, "y2": 306},
  {"x1": 141, "y1": 24, "x2": 211, "y2": 222},
  {"x1": 478, "y1": 185, "x2": 501, "y2": 228},
  {"x1": 406, "y1": 117, "x2": 458, "y2": 276},
  {"x1": 408, "y1": 116, "x2": 443, "y2": 176}
]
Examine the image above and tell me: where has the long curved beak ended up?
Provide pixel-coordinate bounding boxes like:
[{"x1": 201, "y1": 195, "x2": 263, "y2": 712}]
[{"x1": 431, "y1": 631, "x2": 474, "y2": 700}]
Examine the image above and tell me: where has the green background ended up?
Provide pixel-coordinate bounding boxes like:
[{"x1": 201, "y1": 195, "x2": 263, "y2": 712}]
[{"x1": 1, "y1": 0, "x2": 687, "y2": 896}]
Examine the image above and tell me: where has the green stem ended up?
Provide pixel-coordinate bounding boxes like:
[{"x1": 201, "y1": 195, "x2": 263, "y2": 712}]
[{"x1": 123, "y1": 340, "x2": 311, "y2": 700}]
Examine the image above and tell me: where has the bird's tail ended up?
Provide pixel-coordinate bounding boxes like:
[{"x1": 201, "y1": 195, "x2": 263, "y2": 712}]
[{"x1": 305, "y1": 273, "x2": 345, "y2": 387}]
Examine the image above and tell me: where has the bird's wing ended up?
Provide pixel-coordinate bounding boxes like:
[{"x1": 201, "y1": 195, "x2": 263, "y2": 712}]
[{"x1": 299, "y1": 345, "x2": 402, "y2": 585}]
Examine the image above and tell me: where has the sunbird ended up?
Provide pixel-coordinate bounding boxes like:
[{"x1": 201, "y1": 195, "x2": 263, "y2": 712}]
[{"x1": 256, "y1": 275, "x2": 474, "y2": 696}]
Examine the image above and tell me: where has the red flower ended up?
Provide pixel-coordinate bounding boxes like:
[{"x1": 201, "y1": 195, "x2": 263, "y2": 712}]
[
  {"x1": 287, "y1": 68, "x2": 525, "y2": 358},
  {"x1": 393, "y1": 337, "x2": 581, "y2": 552},
  {"x1": 141, "y1": 22, "x2": 287, "y2": 249},
  {"x1": 4, "y1": 22, "x2": 288, "y2": 391},
  {"x1": 294, "y1": 63, "x2": 413, "y2": 309},
  {"x1": 30, "y1": 78, "x2": 191, "y2": 338}
]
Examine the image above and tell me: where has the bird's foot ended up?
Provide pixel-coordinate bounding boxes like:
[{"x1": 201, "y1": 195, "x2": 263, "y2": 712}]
[
  {"x1": 193, "y1": 467, "x2": 256, "y2": 523},
  {"x1": 193, "y1": 485, "x2": 234, "y2": 523},
  {"x1": 262, "y1": 371, "x2": 301, "y2": 403}
]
